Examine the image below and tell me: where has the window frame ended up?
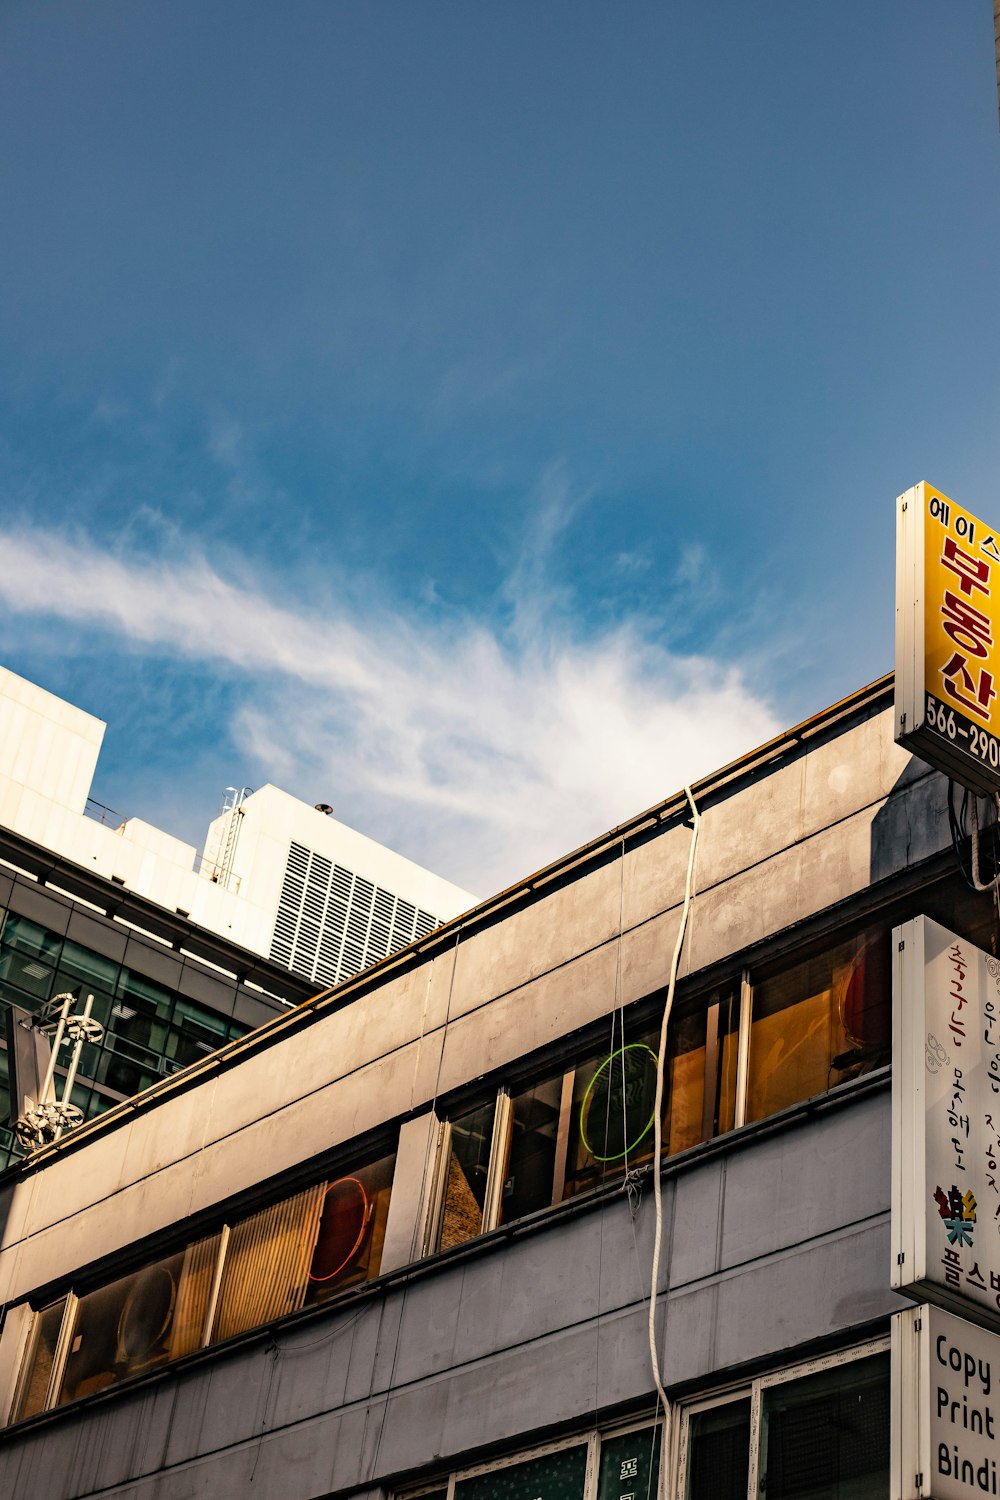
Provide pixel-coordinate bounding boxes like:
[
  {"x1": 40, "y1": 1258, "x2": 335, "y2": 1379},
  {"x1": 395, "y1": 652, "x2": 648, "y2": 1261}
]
[
  {"x1": 397, "y1": 1412, "x2": 662, "y2": 1500},
  {"x1": 674, "y1": 1334, "x2": 890, "y2": 1500},
  {"x1": 7, "y1": 1139, "x2": 397, "y2": 1425},
  {"x1": 428, "y1": 909, "x2": 894, "y2": 1251}
]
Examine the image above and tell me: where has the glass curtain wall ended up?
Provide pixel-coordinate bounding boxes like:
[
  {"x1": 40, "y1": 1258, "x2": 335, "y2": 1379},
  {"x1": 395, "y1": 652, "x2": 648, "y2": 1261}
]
[{"x1": 0, "y1": 913, "x2": 249, "y2": 1170}]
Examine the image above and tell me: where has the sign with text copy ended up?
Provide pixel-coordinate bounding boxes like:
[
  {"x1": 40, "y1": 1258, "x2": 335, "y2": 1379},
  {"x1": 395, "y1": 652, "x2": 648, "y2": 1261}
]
[
  {"x1": 892, "y1": 1303, "x2": 1000, "y2": 1500},
  {"x1": 893, "y1": 917, "x2": 1000, "y2": 1328},
  {"x1": 895, "y1": 482, "x2": 1000, "y2": 795}
]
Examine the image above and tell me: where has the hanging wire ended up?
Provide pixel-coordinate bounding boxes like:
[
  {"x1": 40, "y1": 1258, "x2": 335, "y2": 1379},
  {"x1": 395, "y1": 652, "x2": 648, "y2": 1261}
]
[
  {"x1": 648, "y1": 787, "x2": 701, "y2": 1500},
  {"x1": 949, "y1": 779, "x2": 1000, "y2": 892}
]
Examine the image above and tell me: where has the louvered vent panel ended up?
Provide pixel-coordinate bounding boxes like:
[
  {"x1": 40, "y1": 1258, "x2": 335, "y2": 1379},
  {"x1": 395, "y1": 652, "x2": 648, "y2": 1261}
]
[
  {"x1": 414, "y1": 909, "x2": 438, "y2": 940},
  {"x1": 292, "y1": 852, "x2": 331, "y2": 977},
  {"x1": 391, "y1": 898, "x2": 416, "y2": 953},
  {"x1": 340, "y1": 875, "x2": 373, "y2": 979},
  {"x1": 270, "y1": 843, "x2": 443, "y2": 985},
  {"x1": 365, "y1": 887, "x2": 395, "y2": 967},
  {"x1": 269, "y1": 842, "x2": 310, "y2": 967},
  {"x1": 315, "y1": 863, "x2": 351, "y2": 985}
]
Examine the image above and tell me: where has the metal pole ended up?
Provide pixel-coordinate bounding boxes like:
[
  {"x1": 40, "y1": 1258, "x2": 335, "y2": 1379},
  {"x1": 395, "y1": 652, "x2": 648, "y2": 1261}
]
[
  {"x1": 36, "y1": 993, "x2": 73, "y2": 1108},
  {"x1": 53, "y1": 993, "x2": 93, "y2": 1140}
]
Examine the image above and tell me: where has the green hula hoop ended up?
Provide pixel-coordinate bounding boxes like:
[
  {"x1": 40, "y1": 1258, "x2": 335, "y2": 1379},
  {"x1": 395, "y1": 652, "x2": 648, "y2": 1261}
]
[{"x1": 579, "y1": 1042, "x2": 659, "y2": 1163}]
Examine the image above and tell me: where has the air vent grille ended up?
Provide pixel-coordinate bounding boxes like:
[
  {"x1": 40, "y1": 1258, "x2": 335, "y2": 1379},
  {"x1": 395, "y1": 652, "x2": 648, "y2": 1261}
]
[{"x1": 269, "y1": 841, "x2": 443, "y2": 988}]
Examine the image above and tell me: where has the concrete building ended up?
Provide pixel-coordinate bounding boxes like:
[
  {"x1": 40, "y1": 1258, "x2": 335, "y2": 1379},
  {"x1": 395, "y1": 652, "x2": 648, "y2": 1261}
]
[
  {"x1": 0, "y1": 666, "x2": 474, "y2": 1171},
  {"x1": 0, "y1": 671, "x2": 985, "y2": 1498}
]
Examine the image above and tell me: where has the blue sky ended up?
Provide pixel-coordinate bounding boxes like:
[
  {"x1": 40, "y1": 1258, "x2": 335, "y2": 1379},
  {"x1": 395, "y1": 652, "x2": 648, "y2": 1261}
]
[{"x1": 1, "y1": 2, "x2": 999, "y2": 895}]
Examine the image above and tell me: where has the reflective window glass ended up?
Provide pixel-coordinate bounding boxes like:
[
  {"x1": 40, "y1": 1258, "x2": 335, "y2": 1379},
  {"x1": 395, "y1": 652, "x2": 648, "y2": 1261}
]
[
  {"x1": 115, "y1": 971, "x2": 172, "y2": 1020},
  {"x1": 57, "y1": 942, "x2": 119, "y2": 991},
  {"x1": 455, "y1": 1443, "x2": 588, "y2": 1500},
  {"x1": 58, "y1": 1239, "x2": 221, "y2": 1403},
  {"x1": 597, "y1": 1425, "x2": 660, "y2": 1500},
  {"x1": 500, "y1": 1074, "x2": 563, "y2": 1223},
  {"x1": 759, "y1": 1354, "x2": 889, "y2": 1500},
  {"x1": 0, "y1": 950, "x2": 53, "y2": 1001},
  {"x1": 563, "y1": 1030, "x2": 662, "y2": 1199},
  {"x1": 165, "y1": 1022, "x2": 224, "y2": 1070},
  {"x1": 173, "y1": 997, "x2": 228, "y2": 1036},
  {"x1": 95, "y1": 1048, "x2": 160, "y2": 1098},
  {"x1": 745, "y1": 928, "x2": 890, "y2": 1125},
  {"x1": 304, "y1": 1151, "x2": 396, "y2": 1304},
  {"x1": 438, "y1": 1099, "x2": 496, "y2": 1250},
  {"x1": 12, "y1": 1299, "x2": 66, "y2": 1421},
  {"x1": 0, "y1": 916, "x2": 61, "y2": 964},
  {"x1": 687, "y1": 1400, "x2": 751, "y2": 1500}
]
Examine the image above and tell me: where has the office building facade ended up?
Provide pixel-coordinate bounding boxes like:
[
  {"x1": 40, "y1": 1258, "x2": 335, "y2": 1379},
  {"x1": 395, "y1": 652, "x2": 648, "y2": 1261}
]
[{"x1": 0, "y1": 673, "x2": 982, "y2": 1497}]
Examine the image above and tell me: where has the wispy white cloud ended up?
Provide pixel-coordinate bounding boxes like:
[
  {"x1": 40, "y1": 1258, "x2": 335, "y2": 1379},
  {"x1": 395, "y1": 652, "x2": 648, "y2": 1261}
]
[{"x1": 0, "y1": 522, "x2": 780, "y2": 895}]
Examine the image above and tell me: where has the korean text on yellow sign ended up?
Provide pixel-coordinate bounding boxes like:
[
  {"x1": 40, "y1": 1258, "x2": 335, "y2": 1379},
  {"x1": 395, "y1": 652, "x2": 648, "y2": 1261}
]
[{"x1": 896, "y1": 482, "x2": 1000, "y2": 793}]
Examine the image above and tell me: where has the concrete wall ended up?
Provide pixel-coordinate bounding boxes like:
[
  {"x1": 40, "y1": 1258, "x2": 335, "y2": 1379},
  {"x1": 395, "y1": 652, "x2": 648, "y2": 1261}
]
[
  {"x1": 0, "y1": 692, "x2": 948, "y2": 1497},
  {"x1": 0, "y1": 1090, "x2": 902, "y2": 1500}
]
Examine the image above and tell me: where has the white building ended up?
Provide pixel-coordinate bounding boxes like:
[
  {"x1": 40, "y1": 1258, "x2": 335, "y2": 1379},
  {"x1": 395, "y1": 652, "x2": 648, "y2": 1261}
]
[{"x1": 0, "y1": 665, "x2": 475, "y2": 988}]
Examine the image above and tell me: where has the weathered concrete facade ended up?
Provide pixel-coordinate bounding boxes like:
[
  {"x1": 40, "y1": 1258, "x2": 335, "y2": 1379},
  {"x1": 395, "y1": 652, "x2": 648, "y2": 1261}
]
[{"x1": 0, "y1": 675, "x2": 971, "y2": 1498}]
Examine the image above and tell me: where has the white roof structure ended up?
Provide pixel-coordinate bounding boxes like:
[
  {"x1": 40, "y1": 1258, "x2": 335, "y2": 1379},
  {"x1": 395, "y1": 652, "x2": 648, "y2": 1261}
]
[{"x1": 0, "y1": 666, "x2": 475, "y2": 986}]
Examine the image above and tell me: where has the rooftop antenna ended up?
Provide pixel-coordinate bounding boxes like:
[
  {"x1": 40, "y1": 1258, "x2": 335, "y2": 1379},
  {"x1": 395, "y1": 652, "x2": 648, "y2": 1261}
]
[{"x1": 9, "y1": 992, "x2": 105, "y2": 1152}]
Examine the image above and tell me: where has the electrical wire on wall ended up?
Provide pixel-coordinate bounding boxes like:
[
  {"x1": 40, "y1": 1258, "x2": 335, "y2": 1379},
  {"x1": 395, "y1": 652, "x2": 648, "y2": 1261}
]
[
  {"x1": 648, "y1": 786, "x2": 700, "y2": 1500},
  {"x1": 949, "y1": 780, "x2": 1000, "y2": 894}
]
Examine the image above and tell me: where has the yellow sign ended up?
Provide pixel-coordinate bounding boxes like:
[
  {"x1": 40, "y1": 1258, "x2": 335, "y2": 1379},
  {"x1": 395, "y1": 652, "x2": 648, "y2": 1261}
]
[{"x1": 896, "y1": 482, "x2": 1000, "y2": 793}]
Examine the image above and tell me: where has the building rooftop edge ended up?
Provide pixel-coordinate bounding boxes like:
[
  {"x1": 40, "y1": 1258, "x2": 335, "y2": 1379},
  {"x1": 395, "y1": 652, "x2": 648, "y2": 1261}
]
[{"x1": 11, "y1": 668, "x2": 898, "y2": 1174}]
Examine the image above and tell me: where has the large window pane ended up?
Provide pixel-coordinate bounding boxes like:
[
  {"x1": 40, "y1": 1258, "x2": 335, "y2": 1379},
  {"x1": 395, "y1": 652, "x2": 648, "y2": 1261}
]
[
  {"x1": 760, "y1": 1354, "x2": 889, "y2": 1500},
  {"x1": 304, "y1": 1152, "x2": 396, "y2": 1305},
  {"x1": 95, "y1": 1047, "x2": 161, "y2": 1098},
  {"x1": 563, "y1": 1030, "x2": 662, "y2": 1199},
  {"x1": 57, "y1": 942, "x2": 119, "y2": 991},
  {"x1": 745, "y1": 929, "x2": 890, "y2": 1124},
  {"x1": 12, "y1": 1299, "x2": 67, "y2": 1421},
  {"x1": 438, "y1": 1100, "x2": 496, "y2": 1250},
  {"x1": 687, "y1": 1399, "x2": 751, "y2": 1500},
  {"x1": 57, "y1": 1239, "x2": 221, "y2": 1403},
  {"x1": 500, "y1": 1075, "x2": 564, "y2": 1223},
  {"x1": 598, "y1": 1425, "x2": 661, "y2": 1500},
  {"x1": 115, "y1": 971, "x2": 172, "y2": 1022},
  {"x1": 0, "y1": 916, "x2": 61, "y2": 965},
  {"x1": 456, "y1": 1443, "x2": 588, "y2": 1500},
  {"x1": 665, "y1": 991, "x2": 739, "y2": 1157},
  {"x1": 0, "y1": 950, "x2": 53, "y2": 1001}
]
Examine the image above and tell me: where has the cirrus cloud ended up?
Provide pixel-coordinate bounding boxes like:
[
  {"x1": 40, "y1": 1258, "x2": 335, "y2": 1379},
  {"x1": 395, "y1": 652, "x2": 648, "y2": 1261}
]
[{"x1": 0, "y1": 521, "x2": 780, "y2": 895}]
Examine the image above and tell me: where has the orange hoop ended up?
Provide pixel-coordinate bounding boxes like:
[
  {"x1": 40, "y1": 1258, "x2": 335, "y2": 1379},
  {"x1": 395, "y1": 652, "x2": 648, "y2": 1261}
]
[{"x1": 308, "y1": 1176, "x2": 370, "y2": 1283}]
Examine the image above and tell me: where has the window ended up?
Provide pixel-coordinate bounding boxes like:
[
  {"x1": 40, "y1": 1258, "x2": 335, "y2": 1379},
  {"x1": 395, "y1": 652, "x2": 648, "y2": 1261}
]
[
  {"x1": 57, "y1": 1237, "x2": 222, "y2": 1403},
  {"x1": 680, "y1": 1343, "x2": 889, "y2": 1500},
  {"x1": 398, "y1": 1418, "x2": 660, "y2": 1500},
  {"x1": 0, "y1": 911, "x2": 250, "y2": 1172},
  {"x1": 9, "y1": 1146, "x2": 396, "y2": 1422},
  {"x1": 744, "y1": 928, "x2": 891, "y2": 1125},
  {"x1": 433, "y1": 1013, "x2": 702, "y2": 1252}
]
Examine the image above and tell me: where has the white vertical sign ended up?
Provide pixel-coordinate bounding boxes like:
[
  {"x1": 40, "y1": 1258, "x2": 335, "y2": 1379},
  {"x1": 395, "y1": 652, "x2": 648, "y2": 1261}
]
[
  {"x1": 892, "y1": 1304, "x2": 1000, "y2": 1499},
  {"x1": 893, "y1": 916, "x2": 1000, "y2": 1327}
]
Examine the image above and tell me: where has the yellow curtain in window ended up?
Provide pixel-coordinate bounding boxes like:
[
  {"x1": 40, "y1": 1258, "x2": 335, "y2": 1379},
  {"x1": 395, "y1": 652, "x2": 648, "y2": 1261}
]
[
  {"x1": 212, "y1": 1185, "x2": 325, "y2": 1343},
  {"x1": 168, "y1": 1234, "x2": 221, "y2": 1359}
]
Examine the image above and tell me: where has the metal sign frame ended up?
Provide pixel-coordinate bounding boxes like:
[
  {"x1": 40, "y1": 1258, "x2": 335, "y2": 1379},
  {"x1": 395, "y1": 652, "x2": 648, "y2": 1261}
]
[
  {"x1": 892, "y1": 915, "x2": 1000, "y2": 1331},
  {"x1": 895, "y1": 481, "x2": 1000, "y2": 795}
]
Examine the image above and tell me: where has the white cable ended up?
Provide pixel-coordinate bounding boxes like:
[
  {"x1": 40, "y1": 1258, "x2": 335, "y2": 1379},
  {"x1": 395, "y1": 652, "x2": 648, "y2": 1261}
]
[
  {"x1": 970, "y1": 793, "x2": 1000, "y2": 893},
  {"x1": 648, "y1": 785, "x2": 700, "y2": 1500}
]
